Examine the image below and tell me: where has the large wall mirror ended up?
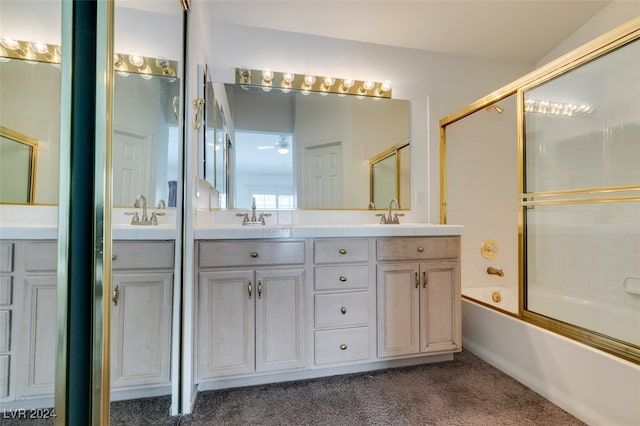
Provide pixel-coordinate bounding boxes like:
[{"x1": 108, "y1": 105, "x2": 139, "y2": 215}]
[
  {"x1": 0, "y1": 3, "x2": 182, "y2": 208},
  {"x1": 205, "y1": 83, "x2": 410, "y2": 210}
]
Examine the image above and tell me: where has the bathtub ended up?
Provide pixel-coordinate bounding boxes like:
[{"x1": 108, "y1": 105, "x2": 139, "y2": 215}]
[
  {"x1": 463, "y1": 285, "x2": 518, "y2": 314},
  {"x1": 462, "y1": 296, "x2": 640, "y2": 426}
]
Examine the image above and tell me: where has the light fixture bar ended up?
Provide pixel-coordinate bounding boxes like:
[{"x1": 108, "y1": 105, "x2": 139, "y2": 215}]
[
  {"x1": 524, "y1": 99, "x2": 594, "y2": 117},
  {"x1": 236, "y1": 68, "x2": 392, "y2": 98},
  {"x1": 0, "y1": 37, "x2": 177, "y2": 78}
]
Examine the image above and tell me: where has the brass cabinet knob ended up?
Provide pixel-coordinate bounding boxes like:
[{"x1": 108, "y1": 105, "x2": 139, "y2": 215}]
[
  {"x1": 340, "y1": 344, "x2": 348, "y2": 350},
  {"x1": 340, "y1": 307, "x2": 347, "y2": 314},
  {"x1": 339, "y1": 276, "x2": 348, "y2": 282},
  {"x1": 250, "y1": 251, "x2": 259, "y2": 258},
  {"x1": 417, "y1": 247, "x2": 425, "y2": 253},
  {"x1": 339, "y1": 248, "x2": 347, "y2": 255}
]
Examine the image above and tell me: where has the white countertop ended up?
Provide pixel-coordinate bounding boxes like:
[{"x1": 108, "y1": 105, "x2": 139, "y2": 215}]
[
  {"x1": 1, "y1": 223, "x2": 463, "y2": 241},
  {"x1": 194, "y1": 223, "x2": 463, "y2": 240},
  {"x1": 0, "y1": 224, "x2": 177, "y2": 240}
]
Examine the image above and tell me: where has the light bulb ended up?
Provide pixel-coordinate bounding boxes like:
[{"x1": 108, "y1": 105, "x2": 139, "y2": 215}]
[
  {"x1": 362, "y1": 81, "x2": 375, "y2": 92},
  {"x1": 380, "y1": 80, "x2": 392, "y2": 92},
  {"x1": 282, "y1": 72, "x2": 295, "y2": 85},
  {"x1": 323, "y1": 76, "x2": 335, "y2": 88},
  {"x1": 262, "y1": 69, "x2": 273, "y2": 83},
  {"x1": 128, "y1": 54, "x2": 144, "y2": 67},
  {"x1": 304, "y1": 75, "x2": 316, "y2": 86},
  {"x1": 29, "y1": 41, "x2": 49, "y2": 54},
  {"x1": 0, "y1": 38, "x2": 20, "y2": 51}
]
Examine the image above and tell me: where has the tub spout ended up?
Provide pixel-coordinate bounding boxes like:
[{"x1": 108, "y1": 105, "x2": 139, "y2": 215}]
[{"x1": 487, "y1": 266, "x2": 504, "y2": 277}]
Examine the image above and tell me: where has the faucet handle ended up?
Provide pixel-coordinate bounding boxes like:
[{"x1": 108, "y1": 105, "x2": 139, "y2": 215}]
[
  {"x1": 375, "y1": 213, "x2": 387, "y2": 224},
  {"x1": 258, "y1": 213, "x2": 272, "y2": 225},
  {"x1": 124, "y1": 211, "x2": 140, "y2": 224},
  {"x1": 150, "y1": 211, "x2": 165, "y2": 225}
]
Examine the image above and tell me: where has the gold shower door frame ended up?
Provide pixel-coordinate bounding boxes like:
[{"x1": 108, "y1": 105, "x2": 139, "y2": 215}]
[{"x1": 439, "y1": 17, "x2": 640, "y2": 364}]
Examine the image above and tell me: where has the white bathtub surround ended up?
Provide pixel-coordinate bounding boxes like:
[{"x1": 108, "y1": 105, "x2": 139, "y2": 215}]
[{"x1": 462, "y1": 299, "x2": 640, "y2": 426}]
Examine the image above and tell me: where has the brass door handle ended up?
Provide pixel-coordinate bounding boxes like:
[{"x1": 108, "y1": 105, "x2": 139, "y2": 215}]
[
  {"x1": 258, "y1": 281, "x2": 262, "y2": 298},
  {"x1": 423, "y1": 271, "x2": 428, "y2": 288},
  {"x1": 112, "y1": 285, "x2": 119, "y2": 306},
  {"x1": 340, "y1": 344, "x2": 348, "y2": 350},
  {"x1": 339, "y1": 276, "x2": 347, "y2": 282},
  {"x1": 415, "y1": 272, "x2": 419, "y2": 288},
  {"x1": 340, "y1": 307, "x2": 347, "y2": 314},
  {"x1": 248, "y1": 281, "x2": 253, "y2": 299},
  {"x1": 250, "y1": 251, "x2": 259, "y2": 258},
  {"x1": 339, "y1": 249, "x2": 347, "y2": 255}
]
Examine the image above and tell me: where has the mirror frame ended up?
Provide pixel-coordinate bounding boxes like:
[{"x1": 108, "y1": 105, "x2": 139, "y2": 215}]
[
  {"x1": 0, "y1": 126, "x2": 38, "y2": 203},
  {"x1": 369, "y1": 139, "x2": 410, "y2": 209}
]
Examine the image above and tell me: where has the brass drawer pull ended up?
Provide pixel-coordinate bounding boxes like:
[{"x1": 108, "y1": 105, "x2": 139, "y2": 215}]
[
  {"x1": 339, "y1": 249, "x2": 347, "y2": 255},
  {"x1": 415, "y1": 272, "x2": 419, "y2": 288},
  {"x1": 417, "y1": 247, "x2": 425, "y2": 253},
  {"x1": 340, "y1": 307, "x2": 347, "y2": 314},
  {"x1": 340, "y1": 344, "x2": 348, "y2": 350},
  {"x1": 250, "y1": 251, "x2": 259, "y2": 258},
  {"x1": 339, "y1": 276, "x2": 348, "y2": 282}
]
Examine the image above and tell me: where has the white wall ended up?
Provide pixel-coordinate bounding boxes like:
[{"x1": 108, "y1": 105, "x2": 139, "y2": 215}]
[{"x1": 537, "y1": 1, "x2": 640, "y2": 67}]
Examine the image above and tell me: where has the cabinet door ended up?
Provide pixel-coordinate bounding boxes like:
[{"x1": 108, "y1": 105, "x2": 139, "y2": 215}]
[
  {"x1": 255, "y1": 268, "x2": 305, "y2": 372},
  {"x1": 419, "y1": 260, "x2": 460, "y2": 353},
  {"x1": 377, "y1": 263, "x2": 420, "y2": 358},
  {"x1": 197, "y1": 270, "x2": 255, "y2": 379},
  {"x1": 110, "y1": 272, "x2": 173, "y2": 388},
  {"x1": 18, "y1": 275, "x2": 56, "y2": 398}
]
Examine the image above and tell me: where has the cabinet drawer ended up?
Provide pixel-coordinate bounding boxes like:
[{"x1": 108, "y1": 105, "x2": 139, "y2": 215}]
[
  {"x1": 0, "y1": 243, "x2": 13, "y2": 273},
  {"x1": 314, "y1": 239, "x2": 369, "y2": 264},
  {"x1": 315, "y1": 292, "x2": 369, "y2": 328},
  {"x1": 199, "y1": 240, "x2": 305, "y2": 268},
  {"x1": 314, "y1": 265, "x2": 369, "y2": 291},
  {"x1": 0, "y1": 277, "x2": 12, "y2": 305},
  {"x1": 24, "y1": 241, "x2": 57, "y2": 272},
  {"x1": 112, "y1": 241, "x2": 175, "y2": 270},
  {"x1": 315, "y1": 327, "x2": 369, "y2": 365},
  {"x1": 0, "y1": 310, "x2": 9, "y2": 352},
  {"x1": 377, "y1": 237, "x2": 459, "y2": 261}
]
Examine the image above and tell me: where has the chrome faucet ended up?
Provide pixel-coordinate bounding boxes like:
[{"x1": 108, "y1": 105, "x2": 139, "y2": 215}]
[
  {"x1": 236, "y1": 197, "x2": 271, "y2": 225},
  {"x1": 125, "y1": 194, "x2": 164, "y2": 225},
  {"x1": 487, "y1": 266, "x2": 504, "y2": 277},
  {"x1": 134, "y1": 194, "x2": 148, "y2": 222},
  {"x1": 376, "y1": 198, "x2": 404, "y2": 224}
]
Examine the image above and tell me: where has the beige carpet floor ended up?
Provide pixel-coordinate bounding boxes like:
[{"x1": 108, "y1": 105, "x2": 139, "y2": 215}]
[{"x1": 1, "y1": 350, "x2": 584, "y2": 426}]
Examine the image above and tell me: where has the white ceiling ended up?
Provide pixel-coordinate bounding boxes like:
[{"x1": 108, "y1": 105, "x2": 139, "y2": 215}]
[{"x1": 205, "y1": 0, "x2": 611, "y2": 64}]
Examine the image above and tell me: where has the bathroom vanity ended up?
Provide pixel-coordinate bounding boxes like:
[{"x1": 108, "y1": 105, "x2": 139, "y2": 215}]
[
  {"x1": 0, "y1": 233, "x2": 175, "y2": 408},
  {"x1": 194, "y1": 224, "x2": 462, "y2": 390}
]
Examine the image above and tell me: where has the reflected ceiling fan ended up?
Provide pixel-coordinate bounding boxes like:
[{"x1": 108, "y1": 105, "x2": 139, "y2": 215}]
[{"x1": 257, "y1": 135, "x2": 289, "y2": 154}]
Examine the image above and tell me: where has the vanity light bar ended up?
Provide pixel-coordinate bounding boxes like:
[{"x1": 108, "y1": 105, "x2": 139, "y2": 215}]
[
  {"x1": 0, "y1": 37, "x2": 178, "y2": 78},
  {"x1": 236, "y1": 68, "x2": 392, "y2": 98}
]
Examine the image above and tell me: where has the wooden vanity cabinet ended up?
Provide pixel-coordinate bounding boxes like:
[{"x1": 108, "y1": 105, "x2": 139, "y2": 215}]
[
  {"x1": 376, "y1": 237, "x2": 461, "y2": 358},
  {"x1": 1, "y1": 239, "x2": 174, "y2": 404},
  {"x1": 196, "y1": 240, "x2": 306, "y2": 381},
  {"x1": 312, "y1": 239, "x2": 373, "y2": 366}
]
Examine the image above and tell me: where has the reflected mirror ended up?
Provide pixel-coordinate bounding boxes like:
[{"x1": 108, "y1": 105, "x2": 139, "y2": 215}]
[
  {"x1": 370, "y1": 140, "x2": 410, "y2": 209},
  {"x1": 213, "y1": 83, "x2": 410, "y2": 209},
  {"x1": 0, "y1": 38, "x2": 181, "y2": 207},
  {"x1": 0, "y1": 126, "x2": 38, "y2": 203}
]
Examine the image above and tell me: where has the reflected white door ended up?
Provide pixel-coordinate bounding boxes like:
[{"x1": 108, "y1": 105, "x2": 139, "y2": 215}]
[
  {"x1": 305, "y1": 142, "x2": 342, "y2": 208},
  {"x1": 113, "y1": 129, "x2": 153, "y2": 206}
]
